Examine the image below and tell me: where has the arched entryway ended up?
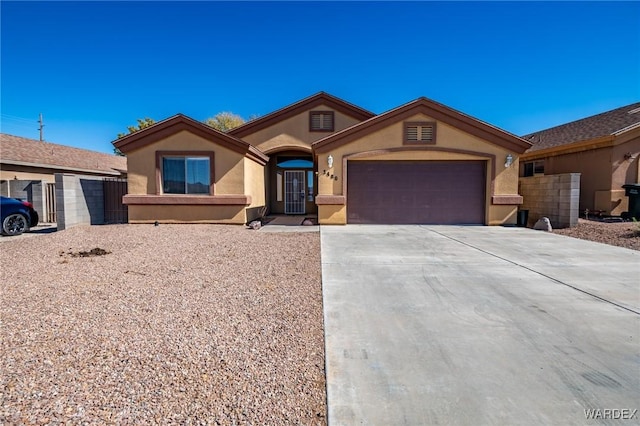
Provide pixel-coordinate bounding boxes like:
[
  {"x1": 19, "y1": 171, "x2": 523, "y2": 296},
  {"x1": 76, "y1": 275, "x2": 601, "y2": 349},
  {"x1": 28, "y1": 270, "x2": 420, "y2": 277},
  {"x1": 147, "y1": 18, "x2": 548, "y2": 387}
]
[{"x1": 264, "y1": 149, "x2": 316, "y2": 215}]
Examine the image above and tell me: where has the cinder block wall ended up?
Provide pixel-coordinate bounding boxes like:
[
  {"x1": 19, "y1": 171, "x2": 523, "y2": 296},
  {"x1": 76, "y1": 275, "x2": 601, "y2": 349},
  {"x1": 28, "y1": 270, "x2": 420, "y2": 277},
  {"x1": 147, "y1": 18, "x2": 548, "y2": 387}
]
[
  {"x1": 55, "y1": 174, "x2": 105, "y2": 231},
  {"x1": 519, "y1": 173, "x2": 580, "y2": 229},
  {"x1": 7, "y1": 180, "x2": 44, "y2": 216}
]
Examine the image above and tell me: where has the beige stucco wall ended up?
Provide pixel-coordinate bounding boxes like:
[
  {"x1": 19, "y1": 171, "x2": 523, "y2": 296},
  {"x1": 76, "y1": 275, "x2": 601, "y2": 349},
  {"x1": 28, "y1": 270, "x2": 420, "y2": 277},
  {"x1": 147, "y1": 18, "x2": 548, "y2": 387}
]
[
  {"x1": 533, "y1": 134, "x2": 640, "y2": 215},
  {"x1": 128, "y1": 205, "x2": 246, "y2": 224},
  {"x1": 540, "y1": 146, "x2": 612, "y2": 213},
  {"x1": 126, "y1": 130, "x2": 245, "y2": 196},
  {"x1": 125, "y1": 130, "x2": 262, "y2": 224},
  {"x1": 244, "y1": 157, "x2": 266, "y2": 222},
  {"x1": 1, "y1": 168, "x2": 55, "y2": 182},
  {"x1": 317, "y1": 113, "x2": 522, "y2": 225},
  {"x1": 0, "y1": 164, "x2": 121, "y2": 182},
  {"x1": 242, "y1": 106, "x2": 362, "y2": 154},
  {"x1": 609, "y1": 135, "x2": 640, "y2": 214}
]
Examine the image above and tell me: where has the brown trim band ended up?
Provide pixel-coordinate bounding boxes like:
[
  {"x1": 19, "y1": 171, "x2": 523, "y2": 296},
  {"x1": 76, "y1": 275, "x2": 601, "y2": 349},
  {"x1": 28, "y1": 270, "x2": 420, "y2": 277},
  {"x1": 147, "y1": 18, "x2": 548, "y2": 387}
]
[
  {"x1": 315, "y1": 195, "x2": 346, "y2": 205},
  {"x1": 491, "y1": 195, "x2": 523, "y2": 205},
  {"x1": 123, "y1": 195, "x2": 251, "y2": 205},
  {"x1": 262, "y1": 145, "x2": 313, "y2": 155}
]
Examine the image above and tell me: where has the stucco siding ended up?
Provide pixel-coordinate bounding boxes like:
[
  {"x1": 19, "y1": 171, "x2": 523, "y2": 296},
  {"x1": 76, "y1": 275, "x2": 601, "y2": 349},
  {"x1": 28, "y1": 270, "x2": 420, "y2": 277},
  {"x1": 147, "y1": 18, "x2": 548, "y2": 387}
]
[
  {"x1": 126, "y1": 130, "x2": 245, "y2": 196},
  {"x1": 128, "y1": 205, "x2": 246, "y2": 224},
  {"x1": 0, "y1": 164, "x2": 121, "y2": 182},
  {"x1": 521, "y1": 131, "x2": 639, "y2": 215},
  {"x1": 1, "y1": 168, "x2": 55, "y2": 182},
  {"x1": 612, "y1": 136, "x2": 640, "y2": 187},
  {"x1": 124, "y1": 129, "x2": 252, "y2": 224},
  {"x1": 316, "y1": 113, "x2": 522, "y2": 225},
  {"x1": 542, "y1": 146, "x2": 612, "y2": 212},
  {"x1": 244, "y1": 158, "x2": 265, "y2": 207},
  {"x1": 242, "y1": 106, "x2": 362, "y2": 152}
]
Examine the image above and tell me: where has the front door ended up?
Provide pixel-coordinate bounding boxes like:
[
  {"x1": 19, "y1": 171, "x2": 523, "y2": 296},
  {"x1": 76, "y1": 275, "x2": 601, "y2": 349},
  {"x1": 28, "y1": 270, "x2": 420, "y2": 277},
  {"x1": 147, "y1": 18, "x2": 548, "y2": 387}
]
[{"x1": 284, "y1": 170, "x2": 306, "y2": 214}]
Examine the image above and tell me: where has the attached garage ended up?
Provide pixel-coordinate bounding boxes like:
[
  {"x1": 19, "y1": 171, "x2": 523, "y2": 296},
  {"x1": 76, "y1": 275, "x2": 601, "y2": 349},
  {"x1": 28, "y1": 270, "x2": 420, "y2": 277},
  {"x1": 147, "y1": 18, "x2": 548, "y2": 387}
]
[
  {"x1": 312, "y1": 97, "x2": 533, "y2": 226},
  {"x1": 347, "y1": 160, "x2": 486, "y2": 224}
]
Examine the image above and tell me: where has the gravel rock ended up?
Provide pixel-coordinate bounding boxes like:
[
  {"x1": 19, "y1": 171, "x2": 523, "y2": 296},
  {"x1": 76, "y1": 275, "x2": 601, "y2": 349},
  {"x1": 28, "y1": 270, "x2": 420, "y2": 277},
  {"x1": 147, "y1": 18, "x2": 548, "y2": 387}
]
[
  {"x1": 553, "y1": 218, "x2": 640, "y2": 251},
  {"x1": 0, "y1": 224, "x2": 326, "y2": 424}
]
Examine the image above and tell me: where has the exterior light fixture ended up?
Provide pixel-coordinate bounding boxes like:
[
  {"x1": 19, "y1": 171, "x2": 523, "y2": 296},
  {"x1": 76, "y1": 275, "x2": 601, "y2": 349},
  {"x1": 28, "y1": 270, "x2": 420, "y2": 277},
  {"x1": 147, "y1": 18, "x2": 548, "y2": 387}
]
[
  {"x1": 505, "y1": 154, "x2": 514, "y2": 168},
  {"x1": 327, "y1": 155, "x2": 334, "y2": 168}
]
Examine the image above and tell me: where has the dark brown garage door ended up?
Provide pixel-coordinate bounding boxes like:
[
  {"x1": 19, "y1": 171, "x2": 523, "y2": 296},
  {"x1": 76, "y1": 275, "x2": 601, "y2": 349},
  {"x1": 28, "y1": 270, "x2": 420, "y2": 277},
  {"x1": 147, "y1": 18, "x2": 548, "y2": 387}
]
[{"x1": 347, "y1": 161, "x2": 486, "y2": 224}]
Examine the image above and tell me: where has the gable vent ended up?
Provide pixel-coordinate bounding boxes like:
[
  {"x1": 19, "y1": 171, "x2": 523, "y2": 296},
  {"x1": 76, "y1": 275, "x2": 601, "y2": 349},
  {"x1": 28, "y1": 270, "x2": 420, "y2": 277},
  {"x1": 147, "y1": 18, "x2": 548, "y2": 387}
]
[
  {"x1": 404, "y1": 122, "x2": 436, "y2": 144},
  {"x1": 310, "y1": 111, "x2": 334, "y2": 131}
]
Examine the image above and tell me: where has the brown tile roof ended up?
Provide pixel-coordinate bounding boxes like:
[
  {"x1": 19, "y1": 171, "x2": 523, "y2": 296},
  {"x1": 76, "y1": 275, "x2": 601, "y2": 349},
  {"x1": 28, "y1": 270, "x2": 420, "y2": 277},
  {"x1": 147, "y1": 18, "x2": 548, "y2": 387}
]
[
  {"x1": 523, "y1": 102, "x2": 640, "y2": 152},
  {"x1": 0, "y1": 133, "x2": 127, "y2": 175}
]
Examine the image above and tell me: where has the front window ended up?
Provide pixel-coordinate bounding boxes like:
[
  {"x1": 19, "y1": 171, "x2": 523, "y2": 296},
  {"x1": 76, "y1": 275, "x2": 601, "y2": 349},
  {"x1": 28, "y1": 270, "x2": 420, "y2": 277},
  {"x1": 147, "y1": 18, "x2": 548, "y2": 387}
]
[{"x1": 162, "y1": 156, "x2": 211, "y2": 194}]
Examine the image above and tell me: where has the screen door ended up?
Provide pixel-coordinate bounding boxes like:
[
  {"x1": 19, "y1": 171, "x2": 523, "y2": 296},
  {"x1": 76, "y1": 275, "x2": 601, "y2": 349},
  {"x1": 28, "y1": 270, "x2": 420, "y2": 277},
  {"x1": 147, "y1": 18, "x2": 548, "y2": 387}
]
[{"x1": 284, "y1": 170, "x2": 305, "y2": 214}]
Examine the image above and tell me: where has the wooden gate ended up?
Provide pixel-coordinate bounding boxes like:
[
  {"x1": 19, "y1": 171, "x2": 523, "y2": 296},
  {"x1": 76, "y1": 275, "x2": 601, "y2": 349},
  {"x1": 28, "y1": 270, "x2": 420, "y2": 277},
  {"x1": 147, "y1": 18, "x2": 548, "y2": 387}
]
[
  {"x1": 103, "y1": 178, "x2": 128, "y2": 224},
  {"x1": 45, "y1": 182, "x2": 56, "y2": 223}
]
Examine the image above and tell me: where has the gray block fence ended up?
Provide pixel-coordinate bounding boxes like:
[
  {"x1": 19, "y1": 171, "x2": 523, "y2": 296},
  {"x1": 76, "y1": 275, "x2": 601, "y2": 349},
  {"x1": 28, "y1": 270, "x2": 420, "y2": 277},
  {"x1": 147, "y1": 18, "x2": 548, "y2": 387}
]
[
  {"x1": 55, "y1": 173, "x2": 105, "y2": 231},
  {"x1": 1, "y1": 180, "x2": 45, "y2": 216},
  {"x1": 519, "y1": 173, "x2": 581, "y2": 229}
]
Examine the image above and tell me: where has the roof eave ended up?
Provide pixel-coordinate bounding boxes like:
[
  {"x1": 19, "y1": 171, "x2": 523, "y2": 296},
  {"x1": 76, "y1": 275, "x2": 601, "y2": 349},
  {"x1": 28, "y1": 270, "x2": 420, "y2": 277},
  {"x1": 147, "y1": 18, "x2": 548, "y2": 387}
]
[
  {"x1": 0, "y1": 159, "x2": 123, "y2": 176},
  {"x1": 313, "y1": 98, "x2": 532, "y2": 154},
  {"x1": 112, "y1": 114, "x2": 269, "y2": 165},
  {"x1": 228, "y1": 92, "x2": 375, "y2": 138},
  {"x1": 521, "y1": 135, "x2": 616, "y2": 160},
  {"x1": 612, "y1": 121, "x2": 640, "y2": 136}
]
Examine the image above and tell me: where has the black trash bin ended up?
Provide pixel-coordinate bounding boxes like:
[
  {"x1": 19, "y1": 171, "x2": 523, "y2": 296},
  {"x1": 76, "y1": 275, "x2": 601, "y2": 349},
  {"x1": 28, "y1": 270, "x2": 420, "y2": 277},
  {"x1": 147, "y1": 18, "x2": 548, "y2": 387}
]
[
  {"x1": 517, "y1": 209, "x2": 529, "y2": 227},
  {"x1": 622, "y1": 183, "x2": 640, "y2": 220}
]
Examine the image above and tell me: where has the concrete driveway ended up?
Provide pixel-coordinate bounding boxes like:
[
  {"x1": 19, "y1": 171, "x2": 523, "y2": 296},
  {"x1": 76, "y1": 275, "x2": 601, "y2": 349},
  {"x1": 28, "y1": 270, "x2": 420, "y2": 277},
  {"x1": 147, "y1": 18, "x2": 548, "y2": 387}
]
[{"x1": 321, "y1": 225, "x2": 639, "y2": 425}]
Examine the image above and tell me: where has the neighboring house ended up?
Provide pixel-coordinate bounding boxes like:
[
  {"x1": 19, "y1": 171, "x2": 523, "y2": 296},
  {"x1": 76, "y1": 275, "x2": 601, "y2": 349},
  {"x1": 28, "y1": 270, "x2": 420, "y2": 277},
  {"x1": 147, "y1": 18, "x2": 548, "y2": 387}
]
[
  {"x1": 521, "y1": 102, "x2": 640, "y2": 215},
  {"x1": 0, "y1": 134, "x2": 127, "y2": 182},
  {"x1": 113, "y1": 92, "x2": 532, "y2": 225},
  {"x1": 0, "y1": 133, "x2": 127, "y2": 222}
]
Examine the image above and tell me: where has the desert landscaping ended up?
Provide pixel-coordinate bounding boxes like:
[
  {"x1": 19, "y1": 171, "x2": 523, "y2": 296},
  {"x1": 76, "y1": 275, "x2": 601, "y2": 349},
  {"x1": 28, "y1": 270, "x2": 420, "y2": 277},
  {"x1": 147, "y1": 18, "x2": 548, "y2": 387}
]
[
  {"x1": 1, "y1": 219, "x2": 638, "y2": 424},
  {"x1": 553, "y1": 219, "x2": 640, "y2": 251},
  {"x1": 0, "y1": 225, "x2": 326, "y2": 424}
]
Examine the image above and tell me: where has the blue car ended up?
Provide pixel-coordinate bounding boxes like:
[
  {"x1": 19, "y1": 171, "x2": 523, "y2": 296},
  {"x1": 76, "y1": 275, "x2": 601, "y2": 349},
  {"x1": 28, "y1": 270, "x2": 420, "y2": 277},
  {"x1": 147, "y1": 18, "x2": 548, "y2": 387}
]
[{"x1": 1, "y1": 196, "x2": 39, "y2": 236}]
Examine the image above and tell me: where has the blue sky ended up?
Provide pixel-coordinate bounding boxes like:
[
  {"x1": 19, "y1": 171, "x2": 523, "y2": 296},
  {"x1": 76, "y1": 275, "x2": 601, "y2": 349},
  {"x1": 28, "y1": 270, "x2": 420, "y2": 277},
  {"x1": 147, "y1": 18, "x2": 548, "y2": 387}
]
[{"x1": 1, "y1": 1, "x2": 639, "y2": 154}]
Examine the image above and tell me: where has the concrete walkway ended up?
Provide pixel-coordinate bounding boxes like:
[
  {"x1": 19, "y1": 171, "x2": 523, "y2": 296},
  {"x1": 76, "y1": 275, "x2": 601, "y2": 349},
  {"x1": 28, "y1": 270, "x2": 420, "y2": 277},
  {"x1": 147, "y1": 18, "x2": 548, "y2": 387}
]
[{"x1": 321, "y1": 225, "x2": 639, "y2": 425}]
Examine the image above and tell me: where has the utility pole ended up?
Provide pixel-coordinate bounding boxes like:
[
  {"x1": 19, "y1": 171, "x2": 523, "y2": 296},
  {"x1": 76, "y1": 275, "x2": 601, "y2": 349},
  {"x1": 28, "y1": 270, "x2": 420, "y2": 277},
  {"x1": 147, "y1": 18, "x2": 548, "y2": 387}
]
[{"x1": 38, "y1": 113, "x2": 45, "y2": 141}]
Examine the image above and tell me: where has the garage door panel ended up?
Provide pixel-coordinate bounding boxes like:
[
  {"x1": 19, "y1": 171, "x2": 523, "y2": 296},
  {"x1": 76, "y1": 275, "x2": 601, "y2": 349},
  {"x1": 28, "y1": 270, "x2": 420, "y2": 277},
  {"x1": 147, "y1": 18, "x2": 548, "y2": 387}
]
[{"x1": 347, "y1": 161, "x2": 485, "y2": 224}]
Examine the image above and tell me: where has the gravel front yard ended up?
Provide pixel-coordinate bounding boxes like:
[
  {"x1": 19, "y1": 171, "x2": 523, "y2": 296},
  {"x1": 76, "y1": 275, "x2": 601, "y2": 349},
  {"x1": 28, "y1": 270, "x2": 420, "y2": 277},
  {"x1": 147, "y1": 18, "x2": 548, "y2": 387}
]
[
  {"x1": 0, "y1": 225, "x2": 326, "y2": 424},
  {"x1": 553, "y1": 218, "x2": 640, "y2": 251}
]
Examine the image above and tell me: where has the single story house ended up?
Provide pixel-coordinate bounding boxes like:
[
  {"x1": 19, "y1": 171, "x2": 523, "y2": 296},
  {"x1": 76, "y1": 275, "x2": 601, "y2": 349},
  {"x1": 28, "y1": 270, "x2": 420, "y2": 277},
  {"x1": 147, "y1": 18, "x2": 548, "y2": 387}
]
[
  {"x1": 1, "y1": 133, "x2": 127, "y2": 221},
  {"x1": 113, "y1": 92, "x2": 532, "y2": 225},
  {"x1": 521, "y1": 102, "x2": 640, "y2": 215},
  {"x1": 0, "y1": 133, "x2": 127, "y2": 182}
]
